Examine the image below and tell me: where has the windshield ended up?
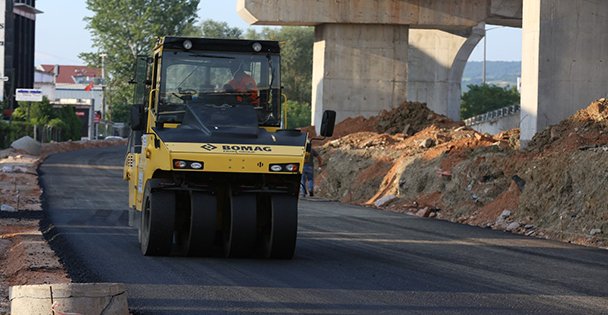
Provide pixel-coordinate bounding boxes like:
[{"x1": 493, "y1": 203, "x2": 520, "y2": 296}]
[{"x1": 157, "y1": 50, "x2": 281, "y2": 127}]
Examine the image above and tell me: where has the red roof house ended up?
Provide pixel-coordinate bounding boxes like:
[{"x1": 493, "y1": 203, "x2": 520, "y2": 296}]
[{"x1": 39, "y1": 65, "x2": 102, "y2": 85}]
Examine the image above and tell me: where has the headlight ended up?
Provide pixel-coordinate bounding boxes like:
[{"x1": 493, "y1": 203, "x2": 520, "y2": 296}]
[
  {"x1": 270, "y1": 165, "x2": 283, "y2": 172},
  {"x1": 269, "y1": 163, "x2": 300, "y2": 173},
  {"x1": 173, "y1": 160, "x2": 204, "y2": 170},
  {"x1": 252, "y1": 42, "x2": 262, "y2": 52}
]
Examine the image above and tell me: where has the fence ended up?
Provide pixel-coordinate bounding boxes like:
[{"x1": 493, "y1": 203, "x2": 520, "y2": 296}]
[
  {"x1": 96, "y1": 121, "x2": 129, "y2": 139},
  {"x1": 463, "y1": 104, "x2": 521, "y2": 126}
]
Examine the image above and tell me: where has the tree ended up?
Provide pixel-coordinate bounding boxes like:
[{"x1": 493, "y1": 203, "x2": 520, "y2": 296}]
[
  {"x1": 460, "y1": 84, "x2": 520, "y2": 119},
  {"x1": 8, "y1": 98, "x2": 81, "y2": 142},
  {"x1": 81, "y1": 0, "x2": 201, "y2": 122},
  {"x1": 187, "y1": 19, "x2": 243, "y2": 39},
  {"x1": 285, "y1": 101, "x2": 311, "y2": 129},
  {"x1": 245, "y1": 26, "x2": 314, "y2": 105}
]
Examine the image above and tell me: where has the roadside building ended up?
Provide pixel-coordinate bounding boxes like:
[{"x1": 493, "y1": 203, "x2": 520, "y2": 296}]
[
  {"x1": 35, "y1": 65, "x2": 104, "y2": 139},
  {"x1": 38, "y1": 64, "x2": 103, "y2": 111},
  {"x1": 1, "y1": 0, "x2": 42, "y2": 107}
]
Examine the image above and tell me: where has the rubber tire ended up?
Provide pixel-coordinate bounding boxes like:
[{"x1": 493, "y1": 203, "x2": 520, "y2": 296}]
[
  {"x1": 186, "y1": 192, "x2": 217, "y2": 256},
  {"x1": 262, "y1": 194, "x2": 298, "y2": 259},
  {"x1": 223, "y1": 192, "x2": 257, "y2": 258},
  {"x1": 140, "y1": 184, "x2": 176, "y2": 256}
]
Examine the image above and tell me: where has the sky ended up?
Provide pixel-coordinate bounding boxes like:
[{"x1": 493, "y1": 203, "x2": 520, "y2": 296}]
[{"x1": 34, "y1": 0, "x2": 521, "y2": 66}]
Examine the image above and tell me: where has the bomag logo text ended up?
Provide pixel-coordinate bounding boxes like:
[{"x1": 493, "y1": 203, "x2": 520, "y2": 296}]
[{"x1": 222, "y1": 145, "x2": 272, "y2": 152}]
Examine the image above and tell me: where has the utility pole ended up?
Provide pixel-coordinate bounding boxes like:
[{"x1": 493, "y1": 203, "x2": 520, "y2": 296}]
[
  {"x1": 482, "y1": 30, "x2": 487, "y2": 85},
  {"x1": 100, "y1": 53, "x2": 107, "y2": 121},
  {"x1": 483, "y1": 26, "x2": 503, "y2": 86}
]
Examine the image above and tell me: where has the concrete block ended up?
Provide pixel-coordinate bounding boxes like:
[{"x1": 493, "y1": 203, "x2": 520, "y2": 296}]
[
  {"x1": 1, "y1": 204, "x2": 17, "y2": 212},
  {"x1": 10, "y1": 136, "x2": 41, "y2": 156},
  {"x1": 9, "y1": 283, "x2": 129, "y2": 315},
  {"x1": 374, "y1": 194, "x2": 397, "y2": 207}
]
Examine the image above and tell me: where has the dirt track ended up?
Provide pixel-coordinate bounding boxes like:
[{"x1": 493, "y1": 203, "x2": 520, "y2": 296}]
[{"x1": 0, "y1": 139, "x2": 126, "y2": 313}]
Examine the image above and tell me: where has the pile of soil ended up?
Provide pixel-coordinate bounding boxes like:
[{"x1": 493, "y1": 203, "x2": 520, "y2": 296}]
[{"x1": 315, "y1": 100, "x2": 608, "y2": 248}]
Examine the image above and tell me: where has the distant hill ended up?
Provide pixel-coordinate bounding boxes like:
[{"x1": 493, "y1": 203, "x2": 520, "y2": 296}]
[{"x1": 462, "y1": 61, "x2": 521, "y2": 91}]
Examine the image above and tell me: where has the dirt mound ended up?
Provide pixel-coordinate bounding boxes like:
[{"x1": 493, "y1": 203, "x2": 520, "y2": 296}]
[
  {"x1": 527, "y1": 99, "x2": 608, "y2": 152},
  {"x1": 330, "y1": 101, "x2": 462, "y2": 140},
  {"x1": 316, "y1": 99, "x2": 608, "y2": 249},
  {"x1": 374, "y1": 101, "x2": 462, "y2": 135}
]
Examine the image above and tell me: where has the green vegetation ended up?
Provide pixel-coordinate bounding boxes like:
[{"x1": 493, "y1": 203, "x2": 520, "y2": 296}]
[
  {"x1": 244, "y1": 26, "x2": 314, "y2": 105},
  {"x1": 285, "y1": 101, "x2": 311, "y2": 129},
  {"x1": 0, "y1": 97, "x2": 82, "y2": 148},
  {"x1": 80, "y1": 0, "x2": 315, "y2": 125},
  {"x1": 81, "y1": 0, "x2": 201, "y2": 123},
  {"x1": 460, "y1": 84, "x2": 520, "y2": 119},
  {"x1": 188, "y1": 19, "x2": 243, "y2": 39}
]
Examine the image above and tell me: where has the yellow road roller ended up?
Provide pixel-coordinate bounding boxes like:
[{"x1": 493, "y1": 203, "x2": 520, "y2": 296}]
[{"x1": 123, "y1": 37, "x2": 335, "y2": 259}]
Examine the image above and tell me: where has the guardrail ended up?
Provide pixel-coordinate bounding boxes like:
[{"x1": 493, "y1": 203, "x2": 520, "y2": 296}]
[{"x1": 463, "y1": 104, "x2": 520, "y2": 126}]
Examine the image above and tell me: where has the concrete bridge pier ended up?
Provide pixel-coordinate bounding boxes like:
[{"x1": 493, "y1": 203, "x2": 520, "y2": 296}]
[
  {"x1": 312, "y1": 24, "x2": 409, "y2": 128},
  {"x1": 408, "y1": 25, "x2": 485, "y2": 121},
  {"x1": 521, "y1": 0, "x2": 608, "y2": 144},
  {"x1": 238, "y1": 0, "x2": 492, "y2": 128}
]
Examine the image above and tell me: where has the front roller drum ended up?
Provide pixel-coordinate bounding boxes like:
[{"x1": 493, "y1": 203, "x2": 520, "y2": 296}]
[
  {"x1": 263, "y1": 194, "x2": 298, "y2": 259},
  {"x1": 223, "y1": 192, "x2": 257, "y2": 258},
  {"x1": 140, "y1": 185, "x2": 176, "y2": 256},
  {"x1": 185, "y1": 192, "x2": 217, "y2": 256}
]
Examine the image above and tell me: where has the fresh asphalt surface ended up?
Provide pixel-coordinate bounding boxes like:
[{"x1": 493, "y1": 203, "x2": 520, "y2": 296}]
[{"x1": 39, "y1": 145, "x2": 608, "y2": 314}]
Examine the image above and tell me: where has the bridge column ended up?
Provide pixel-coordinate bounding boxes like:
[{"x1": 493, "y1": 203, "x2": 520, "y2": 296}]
[
  {"x1": 312, "y1": 24, "x2": 409, "y2": 127},
  {"x1": 407, "y1": 25, "x2": 484, "y2": 121},
  {"x1": 238, "y1": 0, "x2": 493, "y2": 126},
  {"x1": 520, "y1": 0, "x2": 608, "y2": 145}
]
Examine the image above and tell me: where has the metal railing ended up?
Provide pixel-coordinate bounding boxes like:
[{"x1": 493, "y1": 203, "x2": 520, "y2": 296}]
[{"x1": 464, "y1": 104, "x2": 520, "y2": 126}]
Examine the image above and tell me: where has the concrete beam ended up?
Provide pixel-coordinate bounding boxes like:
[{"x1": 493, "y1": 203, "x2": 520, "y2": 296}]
[
  {"x1": 238, "y1": 0, "x2": 489, "y2": 28},
  {"x1": 408, "y1": 24, "x2": 484, "y2": 120},
  {"x1": 520, "y1": 0, "x2": 608, "y2": 144},
  {"x1": 312, "y1": 24, "x2": 409, "y2": 128},
  {"x1": 488, "y1": 0, "x2": 523, "y2": 27}
]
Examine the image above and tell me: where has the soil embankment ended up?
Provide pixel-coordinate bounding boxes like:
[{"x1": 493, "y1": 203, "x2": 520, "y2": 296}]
[{"x1": 315, "y1": 100, "x2": 608, "y2": 248}]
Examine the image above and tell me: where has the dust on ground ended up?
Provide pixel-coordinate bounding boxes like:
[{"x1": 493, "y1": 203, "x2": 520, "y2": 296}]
[
  {"x1": 315, "y1": 100, "x2": 608, "y2": 249},
  {"x1": 0, "y1": 139, "x2": 126, "y2": 313}
]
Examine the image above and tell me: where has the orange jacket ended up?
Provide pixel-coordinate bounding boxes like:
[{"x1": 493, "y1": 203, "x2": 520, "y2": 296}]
[{"x1": 227, "y1": 72, "x2": 259, "y2": 105}]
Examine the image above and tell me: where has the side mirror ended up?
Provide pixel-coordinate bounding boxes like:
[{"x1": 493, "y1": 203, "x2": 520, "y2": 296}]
[
  {"x1": 319, "y1": 110, "x2": 336, "y2": 137},
  {"x1": 130, "y1": 104, "x2": 145, "y2": 131}
]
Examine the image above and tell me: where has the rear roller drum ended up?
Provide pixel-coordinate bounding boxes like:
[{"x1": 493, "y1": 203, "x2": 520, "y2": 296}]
[
  {"x1": 140, "y1": 185, "x2": 176, "y2": 256},
  {"x1": 185, "y1": 192, "x2": 217, "y2": 256},
  {"x1": 262, "y1": 194, "x2": 298, "y2": 259},
  {"x1": 223, "y1": 192, "x2": 257, "y2": 258}
]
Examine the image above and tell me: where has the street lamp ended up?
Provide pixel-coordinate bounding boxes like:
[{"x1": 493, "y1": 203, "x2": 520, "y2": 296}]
[{"x1": 483, "y1": 26, "x2": 503, "y2": 85}]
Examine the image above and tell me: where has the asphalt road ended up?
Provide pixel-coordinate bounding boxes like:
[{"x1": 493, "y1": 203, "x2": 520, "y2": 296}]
[{"x1": 39, "y1": 145, "x2": 608, "y2": 314}]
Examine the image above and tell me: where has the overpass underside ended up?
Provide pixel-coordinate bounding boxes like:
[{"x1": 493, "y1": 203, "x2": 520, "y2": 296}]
[{"x1": 238, "y1": 0, "x2": 608, "y2": 143}]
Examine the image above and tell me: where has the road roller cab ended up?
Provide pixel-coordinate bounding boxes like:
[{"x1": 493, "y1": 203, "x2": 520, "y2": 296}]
[{"x1": 123, "y1": 37, "x2": 335, "y2": 259}]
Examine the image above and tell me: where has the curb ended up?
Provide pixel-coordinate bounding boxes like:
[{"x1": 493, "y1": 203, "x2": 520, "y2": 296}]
[{"x1": 9, "y1": 283, "x2": 129, "y2": 315}]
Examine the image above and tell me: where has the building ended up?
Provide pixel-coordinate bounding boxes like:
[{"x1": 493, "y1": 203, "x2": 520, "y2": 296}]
[
  {"x1": 38, "y1": 64, "x2": 104, "y2": 111},
  {"x1": 1, "y1": 0, "x2": 42, "y2": 106},
  {"x1": 35, "y1": 64, "x2": 104, "y2": 139}
]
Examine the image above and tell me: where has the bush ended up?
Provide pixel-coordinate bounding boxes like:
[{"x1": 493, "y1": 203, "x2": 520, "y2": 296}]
[
  {"x1": 0, "y1": 121, "x2": 33, "y2": 149},
  {"x1": 53, "y1": 106, "x2": 82, "y2": 141},
  {"x1": 0, "y1": 97, "x2": 82, "y2": 147},
  {"x1": 461, "y1": 84, "x2": 520, "y2": 119},
  {"x1": 285, "y1": 101, "x2": 311, "y2": 129}
]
